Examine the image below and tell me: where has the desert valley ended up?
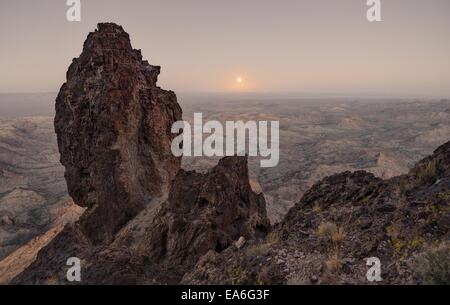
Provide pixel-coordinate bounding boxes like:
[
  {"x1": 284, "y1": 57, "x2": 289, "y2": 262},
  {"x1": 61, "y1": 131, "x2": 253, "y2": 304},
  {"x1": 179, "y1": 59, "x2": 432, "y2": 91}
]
[{"x1": 1, "y1": 91, "x2": 449, "y2": 283}]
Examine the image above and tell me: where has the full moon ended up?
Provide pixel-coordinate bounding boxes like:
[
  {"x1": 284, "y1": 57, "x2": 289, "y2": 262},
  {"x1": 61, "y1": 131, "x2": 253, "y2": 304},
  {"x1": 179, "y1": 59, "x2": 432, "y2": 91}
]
[{"x1": 237, "y1": 77, "x2": 243, "y2": 83}]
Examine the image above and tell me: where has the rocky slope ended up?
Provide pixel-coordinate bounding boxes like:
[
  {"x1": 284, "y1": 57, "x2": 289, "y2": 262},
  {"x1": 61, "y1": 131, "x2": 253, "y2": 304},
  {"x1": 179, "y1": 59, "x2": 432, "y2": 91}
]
[
  {"x1": 0, "y1": 117, "x2": 83, "y2": 261},
  {"x1": 0, "y1": 224, "x2": 65, "y2": 284},
  {"x1": 184, "y1": 141, "x2": 450, "y2": 284}
]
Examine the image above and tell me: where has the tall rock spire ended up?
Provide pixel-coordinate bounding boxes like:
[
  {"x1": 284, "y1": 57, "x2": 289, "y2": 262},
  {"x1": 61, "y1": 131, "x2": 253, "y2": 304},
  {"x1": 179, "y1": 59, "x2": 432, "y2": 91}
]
[{"x1": 55, "y1": 23, "x2": 182, "y2": 243}]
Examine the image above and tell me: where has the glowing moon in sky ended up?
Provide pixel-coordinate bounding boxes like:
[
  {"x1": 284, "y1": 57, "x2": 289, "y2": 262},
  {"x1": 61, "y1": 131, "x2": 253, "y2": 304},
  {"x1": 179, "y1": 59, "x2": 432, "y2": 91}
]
[{"x1": 237, "y1": 77, "x2": 243, "y2": 83}]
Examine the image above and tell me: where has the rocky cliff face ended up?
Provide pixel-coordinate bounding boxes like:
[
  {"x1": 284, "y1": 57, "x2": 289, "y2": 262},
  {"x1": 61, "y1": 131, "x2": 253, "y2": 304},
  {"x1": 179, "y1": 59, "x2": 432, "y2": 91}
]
[
  {"x1": 137, "y1": 156, "x2": 270, "y2": 268},
  {"x1": 55, "y1": 23, "x2": 182, "y2": 243}
]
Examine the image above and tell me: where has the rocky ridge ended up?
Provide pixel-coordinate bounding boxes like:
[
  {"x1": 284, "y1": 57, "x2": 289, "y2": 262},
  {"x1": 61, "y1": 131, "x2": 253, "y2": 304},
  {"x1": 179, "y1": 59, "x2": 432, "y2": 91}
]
[{"x1": 184, "y1": 141, "x2": 450, "y2": 284}]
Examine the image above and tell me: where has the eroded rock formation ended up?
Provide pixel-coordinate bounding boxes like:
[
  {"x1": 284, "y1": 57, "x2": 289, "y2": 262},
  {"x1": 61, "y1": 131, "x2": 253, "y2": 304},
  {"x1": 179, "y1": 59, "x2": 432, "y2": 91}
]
[
  {"x1": 12, "y1": 23, "x2": 271, "y2": 285},
  {"x1": 55, "y1": 23, "x2": 182, "y2": 243},
  {"x1": 138, "y1": 156, "x2": 270, "y2": 268}
]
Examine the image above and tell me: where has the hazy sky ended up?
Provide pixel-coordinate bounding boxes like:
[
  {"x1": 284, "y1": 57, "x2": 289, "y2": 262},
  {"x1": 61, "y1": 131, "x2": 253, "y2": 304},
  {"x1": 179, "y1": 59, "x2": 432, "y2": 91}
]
[{"x1": 1, "y1": 0, "x2": 450, "y2": 97}]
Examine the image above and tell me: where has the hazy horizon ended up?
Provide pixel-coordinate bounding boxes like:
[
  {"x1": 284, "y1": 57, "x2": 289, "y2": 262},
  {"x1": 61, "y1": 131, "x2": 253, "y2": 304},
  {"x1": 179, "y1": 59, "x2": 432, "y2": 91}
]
[
  {"x1": 1, "y1": 91, "x2": 448, "y2": 119},
  {"x1": 1, "y1": 0, "x2": 450, "y2": 97}
]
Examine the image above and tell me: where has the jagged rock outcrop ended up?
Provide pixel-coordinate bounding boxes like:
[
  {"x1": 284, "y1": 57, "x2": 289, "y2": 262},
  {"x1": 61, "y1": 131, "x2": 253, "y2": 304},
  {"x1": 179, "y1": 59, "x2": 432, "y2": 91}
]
[
  {"x1": 54, "y1": 23, "x2": 182, "y2": 243},
  {"x1": 183, "y1": 141, "x2": 450, "y2": 285},
  {"x1": 136, "y1": 156, "x2": 270, "y2": 269},
  {"x1": 13, "y1": 156, "x2": 271, "y2": 285}
]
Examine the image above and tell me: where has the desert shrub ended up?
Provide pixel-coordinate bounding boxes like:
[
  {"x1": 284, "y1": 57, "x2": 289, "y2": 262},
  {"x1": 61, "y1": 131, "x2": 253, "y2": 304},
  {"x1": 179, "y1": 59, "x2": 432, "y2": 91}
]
[
  {"x1": 409, "y1": 237, "x2": 425, "y2": 249},
  {"x1": 312, "y1": 203, "x2": 322, "y2": 213},
  {"x1": 386, "y1": 223, "x2": 404, "y2": 253},
  {"x1": 325, "y1": 253, "x2": 343, "y2": 273},
  {"x1": 245, "y1": 243, "x2": 272, "y2": 257},
  {"x1": 318, "y1": 221, "x2": 346, "y2": 276},
  {"x1": 265, "y1": 231, "x2": 280, "y2": 245},
  {"x1": 318, "y1": 221, "x2": 346, "y2": 245},
  {"x1": 414, "y1": 243, "x2": 450, "y2": 285},
  {"x1": 416, "y1": 160, "x2": 438, "y2": 185},
  {"x1": 331, "y1": 227, "x2": 346, "y2": 244},
  {"x1": 318, "y1": 222, "x2": 338, "y2": 238},
  {"x1": 229, "y1": 267, "x2": 248, "y2": 285}
]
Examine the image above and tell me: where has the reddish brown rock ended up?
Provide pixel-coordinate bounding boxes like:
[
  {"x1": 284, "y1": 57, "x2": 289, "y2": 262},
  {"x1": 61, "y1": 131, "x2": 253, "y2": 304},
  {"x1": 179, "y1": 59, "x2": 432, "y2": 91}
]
[
  {"x1": 54, "y1": 23, "x2": 182, "y2": 243},
  {"x1": 182, "y1": 141, "x2": 450, "y2": 285},
  {"x1": 138, "y1": 156, "x2": 271, "y2": 269},
  {"x1": 13, "y1": 155, "x2": 271, "y2": 284},
  {"x1": 11, "y1": 223, "x2": 162, "y2": 285}
]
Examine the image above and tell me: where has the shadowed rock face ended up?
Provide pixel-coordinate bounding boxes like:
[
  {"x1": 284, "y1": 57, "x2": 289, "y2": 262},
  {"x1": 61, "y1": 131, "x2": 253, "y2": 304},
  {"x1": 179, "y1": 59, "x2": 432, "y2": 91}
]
[
  {"x1": 55, "y1": 23, "x2": 182, "y2": 243},
  {"x1": 10, "y1": 223, "x2": 156, "y2": 285},
  {"x1": 12, "y1": 156, "x2": 271, "y2": 285},
  {"x1": 138, "y1": 156, "x2": 271, "y2": 268}
]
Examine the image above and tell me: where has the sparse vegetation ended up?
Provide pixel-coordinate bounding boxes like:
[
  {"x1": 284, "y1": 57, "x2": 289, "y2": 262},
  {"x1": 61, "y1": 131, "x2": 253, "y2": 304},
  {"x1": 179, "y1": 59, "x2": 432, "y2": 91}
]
[
  {"x1": 265, "y1": 231, "x2": 280, "y2": 245},
  {"x1": 325, "y1": 253, "x2": 343, "y2": 273},
  {"x1": 312, "y1": 203, "x2": 322, "y2": 213},
  {"x1": 318, "y1": 221, "x2": 346, "y2": 246},
  {"x1": 331, "y1": 226, "x2": 346, "y2": 244},
  {"x1": 318, "y1": 222, "x2": 338, "y2": 238},
  {"x1": 245, "y1": 243, "x2": 272, "y2": 257},
  {"x1": 229, "y1": 266, "x2": 247, "y2": 285},
  {"x1": 416, "y1": 160, "x2": 439, "y2": 185},
  {"x1": 400, "y1": 160, "x2": 440, "y2": 195},
  {"x1": 437, "y1": 191, "x2": 450, "y2": 201},
  {"x1": 414, "y1": 243, "x2": 450, "y2": 285},
  {"x1": 386, "y1": 223, "x2": 404, "y2": 253},
  {"x1": 409, "y1": 237, "x2": 425, "y2": 250},
  {"x1": 317, "y1": 221, "x2": 346, "y2": 275},
  {"x1": 246, "y1": 231, "x2": 280, "y2": 257}
]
